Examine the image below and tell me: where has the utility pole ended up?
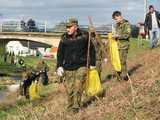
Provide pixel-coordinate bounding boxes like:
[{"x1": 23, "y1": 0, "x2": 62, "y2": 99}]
[
  {"x1": 144, "y1": 0, "x2": 149, "y2": 41},
  {"x1": 144, "y1": 0, "x2": 148, "y2": 20},
  {"x1": 0, "y1": 13, "x2": 3, "y2": 32}
]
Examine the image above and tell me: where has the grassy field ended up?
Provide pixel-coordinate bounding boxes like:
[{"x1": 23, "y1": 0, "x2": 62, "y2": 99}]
[
  {"x1": 0, "y1": 38, "x2": 148, "y2": 76},
  {"x1": 128, "y1": 38, "x2": 148, "y2": 58},
  {"x1": 0, "y1": 83, "x2": 57, "y2": 120},
  {"x1": 0, "y1": 56, "x2": 55, "y2": 76},
  {"x1": 0, "y1": 38, "x2": 152, "y2": 120},
  {"x1": 0, "y1": 56, "x2": 56, "y2": 96}
]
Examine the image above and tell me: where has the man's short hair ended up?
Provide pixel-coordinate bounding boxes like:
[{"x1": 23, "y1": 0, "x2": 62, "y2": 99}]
[
  {"x1": 149, "y1": 5, "x2": 154, "y2": 10},
  {"x1": 112, "y1": 11, "x2": 122, "y2": 19}
]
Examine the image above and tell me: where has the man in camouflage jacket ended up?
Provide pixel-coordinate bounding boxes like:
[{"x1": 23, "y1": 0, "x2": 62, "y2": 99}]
[{"x1": 112, "y1": 11, "x2": 131, "y2": 81}]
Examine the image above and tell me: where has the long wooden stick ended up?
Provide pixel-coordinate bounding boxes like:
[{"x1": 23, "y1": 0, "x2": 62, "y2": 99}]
[
  {"x1": 86, "y1": 17, "x2": 92, "y2": 86},
  {"x1": 88, "y1": 16, "x2": 108, "y2": 57},
  {"x1": 87, "y1": 22, "x2": 91, "y2": 70}
]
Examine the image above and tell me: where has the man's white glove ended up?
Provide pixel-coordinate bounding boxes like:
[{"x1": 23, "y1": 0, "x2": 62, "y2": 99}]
[
  {"x1": 35, "y1": 80, "x2": 38, "y2": 84},
  {"x1": 57, "y1": 67, "x2": 64, "y2": 76},
  {"x1": 102, "y1": 39, "x2": 108, "y2": 45},
  {"x1": 103, "y1": 58, "x2": 108, "y2": 63},
  {"x1": 146, "y1": 35, "x2": 149, "y2": 39},
  {"x1": 90, "y1": 66, "x2": 96, "y2": 69}
]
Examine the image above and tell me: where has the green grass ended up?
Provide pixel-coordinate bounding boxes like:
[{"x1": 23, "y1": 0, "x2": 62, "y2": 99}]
[
  {"x1": 128, "y1": 38, "x2": 148, "y2": 59},
  {"x1": 0, "y1": 64, "x2": 20, "y2": 76},
  {"x1": 22, "y1": 56, "x2": 55, "y2": 68},
  {"x1": 0, "y1": 38, "x2": 148, "y2": 76},
  {"x1": 0, "y1": 86, "x2": 6, "y2": 91},
  {"x1": 0, "y1": 106, "x2": 19, "y2": 119},
  {"x1": 0, "y1": 56, "x2": 56, "y2": 76}
]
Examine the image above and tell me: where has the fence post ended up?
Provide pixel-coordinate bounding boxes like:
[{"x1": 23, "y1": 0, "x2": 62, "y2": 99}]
[
  {"x1": 44, "y1": 21, "x2": 47, "y2": 33},
  {"x1": 0, "y1": 21, "x2": 2, "y2": 32}
]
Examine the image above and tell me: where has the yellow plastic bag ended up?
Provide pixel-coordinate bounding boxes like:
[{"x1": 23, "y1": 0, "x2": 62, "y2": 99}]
[
  {"x1": 85, "y1": 69, "x2": 102, "y2": 96},
  {"x1": 29, "y1": 82, "x2": 40, "y2": 100},
  {"x1": 108, "y1": 33, "x2": 121, "y2": 72}
]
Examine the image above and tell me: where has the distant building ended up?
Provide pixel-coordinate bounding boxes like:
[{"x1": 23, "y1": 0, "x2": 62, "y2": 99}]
[
  {"x1": 6, "y1": 41, "x2": 28, "y2": 56},
  {"x1": 6, "y1": 41, "x2": 38, "y2": 57}
]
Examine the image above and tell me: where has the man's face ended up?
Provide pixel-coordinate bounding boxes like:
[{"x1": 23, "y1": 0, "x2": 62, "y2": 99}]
[
  {"x1": 114, "y1": 16, "x2": 123, "y2": 24},
  {"x1": 149, "y1": 8, "x2": 154, "y2": 13},
  {"x1": 66, "y1": 25, "x2": 77, "y2": 35}
]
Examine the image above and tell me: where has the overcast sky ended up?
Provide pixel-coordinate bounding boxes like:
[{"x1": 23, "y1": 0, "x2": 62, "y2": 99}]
[{"x1": 0, "y1": 0, "x2": 159, "y2": 26}]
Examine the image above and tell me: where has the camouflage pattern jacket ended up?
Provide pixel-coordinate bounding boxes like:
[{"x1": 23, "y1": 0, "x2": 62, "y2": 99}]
[{"x1": 115, "y1": 19, "x2": 131, "y2": 49}]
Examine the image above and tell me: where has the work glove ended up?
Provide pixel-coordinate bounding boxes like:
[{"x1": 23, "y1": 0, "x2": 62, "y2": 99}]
[
  {"x1": 56, "y1": 67, "x2": 64, "y2": 77},
  {"x1": 103, "y1": 58, "x2": 108, "y2": 64},
  {"x1": 35, "y1": 80, "x2": 38, "y2": 84},
  {"x1": 146, "y1": 35, "x2": 149, "y2": 39},
  {"x1": 90, "y1": 66, "x2": 96, "y2": 69},
  {"x1": 102, "y1": 39, "x2": 108, "y2": 45},
  {"x1": 35, "y1": 72, "x2": 40, "y2": 75}
]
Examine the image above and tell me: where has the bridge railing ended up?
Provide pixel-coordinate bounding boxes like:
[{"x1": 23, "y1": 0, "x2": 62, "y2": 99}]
[
  {"x1": 0, "y1": 20, "x2": 112, "y2": 36},
  {"x1": 0, "y1": 20, "x2": 48, "y2": 33}
]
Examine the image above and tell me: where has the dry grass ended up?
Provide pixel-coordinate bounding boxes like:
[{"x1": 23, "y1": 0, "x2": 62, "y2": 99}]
[{"x1": 2, "y1": 47, "x2": 160, "y2": 120}]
